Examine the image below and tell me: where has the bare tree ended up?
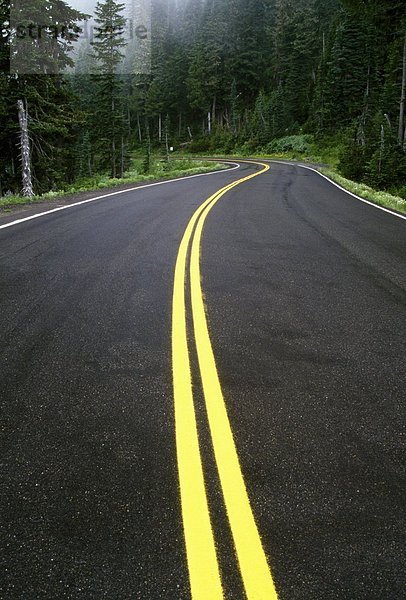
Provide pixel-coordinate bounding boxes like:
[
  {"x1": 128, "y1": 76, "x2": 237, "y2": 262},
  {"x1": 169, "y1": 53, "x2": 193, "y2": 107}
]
[{"x1": 17, "y1": 100, "x2": 34, "y2": 198}]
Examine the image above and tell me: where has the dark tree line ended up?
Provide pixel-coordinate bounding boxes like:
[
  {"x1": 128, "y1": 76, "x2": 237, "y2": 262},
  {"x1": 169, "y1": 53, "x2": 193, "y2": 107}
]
[{"x1": 1, "y1": 0, "x2": 405, "y2": 197}]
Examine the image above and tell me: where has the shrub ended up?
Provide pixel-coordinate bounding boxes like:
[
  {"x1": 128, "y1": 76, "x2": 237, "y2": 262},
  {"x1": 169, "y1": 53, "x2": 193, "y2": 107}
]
[
  {"x1": 208, "y1": 130, "x2": 236, "y2": 153},
  {"x1": 186, "y1": 137, "x2": 211, "y2": 153},
  {"x1": 338, "y1": 142, "x2": 367, "y2": 181},
  {"x1": 263, "y1": 134, "x2": 314, "y2": 154},
  {"x1": 364, "y1": 144, "x2": 406, "y2": 192},
  {"x1": 235, "y1": 139, "x2": 260, "y2": 156}
]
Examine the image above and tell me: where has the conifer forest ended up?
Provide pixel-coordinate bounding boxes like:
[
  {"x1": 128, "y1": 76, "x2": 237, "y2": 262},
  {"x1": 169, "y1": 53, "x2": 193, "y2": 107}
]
[{"x1": 1, "y1": 0, "x2": 405, "y2": 198}]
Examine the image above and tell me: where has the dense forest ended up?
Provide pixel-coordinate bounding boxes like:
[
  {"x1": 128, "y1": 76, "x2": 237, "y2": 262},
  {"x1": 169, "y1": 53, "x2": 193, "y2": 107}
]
[{"x1": 1, "y1": 0, "x2": 405, "y2": 197}]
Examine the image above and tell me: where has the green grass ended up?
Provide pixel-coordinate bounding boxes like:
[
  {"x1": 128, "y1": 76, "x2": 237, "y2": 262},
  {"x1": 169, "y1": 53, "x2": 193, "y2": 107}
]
[
  {"x1": 0, "y1": 158, "x2": 226, "y2": 209},
  {"x1": 320, "y1": 169, "x2": 406, "y2": 215}
]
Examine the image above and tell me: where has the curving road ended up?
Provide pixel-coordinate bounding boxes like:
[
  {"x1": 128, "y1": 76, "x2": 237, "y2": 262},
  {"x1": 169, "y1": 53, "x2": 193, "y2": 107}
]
[{"x1": 1, "y1": 161, "x2": 405, "y2": 599}]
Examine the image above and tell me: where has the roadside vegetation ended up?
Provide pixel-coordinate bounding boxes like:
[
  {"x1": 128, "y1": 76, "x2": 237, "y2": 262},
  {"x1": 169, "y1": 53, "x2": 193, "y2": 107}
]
[
  {"x1": 1, "y1": 0, "x2": 404, "y2": 215},
  {"x1": 0, "y1": 159, "x2": 226, "y2": 210},
  {"x1": 318, "y1": 169, "x2": 406, "y2": 214}
]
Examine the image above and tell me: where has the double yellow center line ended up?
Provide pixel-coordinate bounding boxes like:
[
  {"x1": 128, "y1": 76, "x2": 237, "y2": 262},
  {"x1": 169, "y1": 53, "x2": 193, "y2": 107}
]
[{"x1": 172, "y1": 161, "x2": 278, "y2": 599}]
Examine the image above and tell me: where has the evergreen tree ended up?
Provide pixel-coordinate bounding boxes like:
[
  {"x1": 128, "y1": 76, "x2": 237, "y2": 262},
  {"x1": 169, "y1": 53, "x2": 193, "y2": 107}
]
[
  {"x1": 91, "y1": 0, "x2": 128, "y2": 177},
  {"x1": 0, "y1": 0, "x2": 404, "y2": 198},
  {"x1": 0, "y1": 0, "x2": 83, "y2": 194}
]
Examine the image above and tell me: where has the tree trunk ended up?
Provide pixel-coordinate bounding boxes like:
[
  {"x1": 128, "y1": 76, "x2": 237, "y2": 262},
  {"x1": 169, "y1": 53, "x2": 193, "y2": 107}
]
[
  {"x1": 17, "y1": 100, "x2": 34, "y2": 198},
  {"x1": 112, "y1": 96, "x2": 116, "y2": 178},
  {"x1": 379, "y1": 124, "x2": 385, "y2": 174},
  {"x1": 121, "y1": 136, "x2": 124, "y2": 178},
  {"x1": 158, "y1": 113, "x2": 162, "y2": 142},
  {"x1": 112, "y1": 137, "x2": 116, "y2": 178},
  {"x1": 137, "y1": 113, "x2": 142, "y2": 143},
  {"x1": 398, "y1": 33, "x2": 406, "y2": 147},
  {"x1": 165, "y1": 127, "x2": 169, "y2": 162}
]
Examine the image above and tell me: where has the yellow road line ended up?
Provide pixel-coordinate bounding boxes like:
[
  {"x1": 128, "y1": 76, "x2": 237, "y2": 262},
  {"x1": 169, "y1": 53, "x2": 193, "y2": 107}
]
[
  {"x1": 190, "y1": 163, "x2": 279, "y2": 600},
  {"x1": 172, "y1": 182, "x2": 239, "y2": 600},
  {"x1": 173, "y1": 161, "x2": 277, "y2": 599}
]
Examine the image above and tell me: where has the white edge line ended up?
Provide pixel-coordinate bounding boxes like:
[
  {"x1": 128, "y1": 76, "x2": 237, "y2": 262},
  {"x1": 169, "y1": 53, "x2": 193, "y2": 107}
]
[
  {"x1": 0, "y1": 162, "x2": 241, "y2": 231},
  {"x1": 268, "y1": 159, "x2": 406, "y2": 221}
]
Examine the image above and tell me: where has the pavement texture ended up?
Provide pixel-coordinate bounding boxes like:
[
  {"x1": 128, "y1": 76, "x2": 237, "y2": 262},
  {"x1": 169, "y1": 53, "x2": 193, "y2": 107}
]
[{"x1": 1, "y1": 161, "x2": 405, "y2": 599}]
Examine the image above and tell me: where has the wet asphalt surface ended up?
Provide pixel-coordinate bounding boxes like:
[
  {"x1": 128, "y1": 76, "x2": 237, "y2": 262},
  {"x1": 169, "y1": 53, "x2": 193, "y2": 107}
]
[{"x1": 0, "y1": 162, "x2": 405, "y2": 599}]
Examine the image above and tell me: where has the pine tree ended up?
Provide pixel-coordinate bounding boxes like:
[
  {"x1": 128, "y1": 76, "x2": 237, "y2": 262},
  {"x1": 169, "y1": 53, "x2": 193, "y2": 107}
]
[
  {"x1": 9, "y1": 0, "x2": 84, "y2": 74},
  {"x1": 251, "y1": 91, "x2": 271, "y2": 145},
  {"x1": 1, "y1": 0, "x2": 404, "y2": 198},
  {"x1": 0, "y1": 0, "x2": 83, "y2": 194},
  {"x1": 91, "y1": 0, "x2": 128, "y2": 177}
]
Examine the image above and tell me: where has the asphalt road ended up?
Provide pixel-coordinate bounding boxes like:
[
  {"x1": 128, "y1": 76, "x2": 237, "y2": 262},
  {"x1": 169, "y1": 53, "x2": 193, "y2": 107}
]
[{"x1": 1, "y1": 161, "x2": 405, "y2": 599}]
